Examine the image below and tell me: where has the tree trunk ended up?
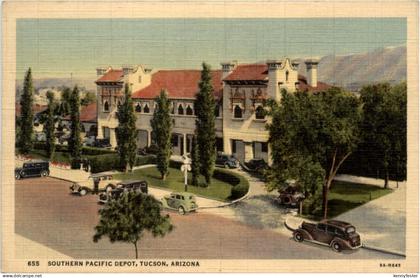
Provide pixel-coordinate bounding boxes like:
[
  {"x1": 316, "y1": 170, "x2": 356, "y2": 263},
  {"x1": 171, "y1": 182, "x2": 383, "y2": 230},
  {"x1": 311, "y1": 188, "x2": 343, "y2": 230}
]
[
  {"x1": 384, "y1": 168, "x2": 389, "y2": 189},
  {"x1": 134, "y1": 241, "x2": 138, "y2": 259},
  {"x1": 322, "y1": 182, "x2": 329, "y2": 219},
  {"x1": 162, "y1": 173, "x2": 166, "y2": 180}
]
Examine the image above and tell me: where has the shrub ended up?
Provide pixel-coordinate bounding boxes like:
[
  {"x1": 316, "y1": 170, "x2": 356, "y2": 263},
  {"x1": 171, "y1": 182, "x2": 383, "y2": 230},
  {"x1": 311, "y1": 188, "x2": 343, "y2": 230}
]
[
  {"x1": 145, "y1": 144, "x2": 159, "y2": 155},
  {"x1": 169, "y1": 160, "x2": 183, "y2": 169},
  {"x1": 81, "y1": 146, "x2": 116, "y2": 155},
  {"x1": 212, "y1": 169, "x2": 249, "y2": 200},
  {"x1": 213, "y1": 169, "x2": 241, "y2": 186},
  {"x1": 135, "y1": 155, "x2": 157, "y2": 166},
  {"x1": 88, "y1": 154, "x2": 120, "y2": 173},
  {"x1": 230, "y1": 183, "x2": 249, "y2": 200}
]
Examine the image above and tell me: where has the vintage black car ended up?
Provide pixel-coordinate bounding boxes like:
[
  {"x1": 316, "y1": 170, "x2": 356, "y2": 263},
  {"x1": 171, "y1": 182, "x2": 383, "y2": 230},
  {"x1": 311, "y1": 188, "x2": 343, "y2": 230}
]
[
  {"x1": 15, "y1": 160, "x2": 49, "y2": 179},
  {"x1": 98, "y1": 180, "x2": 148, "y2": 204},
  {"x1": 243, "y1": 158, "x2": 268, "y2": 172},
  {"x1": 92, "y1": 138, "x2": 112, "y2": 149},
  {"x1": 275, "y1": 184, "x2": 305, "y2": 207},
  {"x1": 291, "y1": 219, "x2": 362, "y2": 252},
  {"x1": 215, "y1": 153, "x2": 239, "y2": 169}
]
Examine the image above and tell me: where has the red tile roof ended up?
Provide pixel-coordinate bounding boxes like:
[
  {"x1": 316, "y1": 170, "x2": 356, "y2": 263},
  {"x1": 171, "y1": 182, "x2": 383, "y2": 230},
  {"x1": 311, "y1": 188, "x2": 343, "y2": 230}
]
[
  {"x1": 79, "y1": 102, "x2": 97, "y2": 122},
  {"x1": 224, "y1": 63, "x2": 332, "y2": 92},
  {"x1": 132, "y1": 70, "x2": 223, "y2": 100},
  {"x1": 95, "y1": 69, "x2": 124, "y2": 83},
  {"x1": 15, "y1": 103, "x2": 47, "y2": 117},
  {"x1": 63, "y1": 102, "x2": 97, "y2": 123},
  {"x1": 223, "y1": 64, "x2": 268, "y2": 81}
]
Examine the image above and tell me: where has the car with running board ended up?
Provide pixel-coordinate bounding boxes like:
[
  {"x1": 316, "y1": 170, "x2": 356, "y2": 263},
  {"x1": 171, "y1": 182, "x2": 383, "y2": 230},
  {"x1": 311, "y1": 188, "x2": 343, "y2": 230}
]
[
  {"x1": 15, "y1": 160, "x2": 50, "y2": 180},
  {"x1": 160, "y1": 192, "x2": 198, "y2": 215},
  {"x1": 70, "y1": 173, "x2": 120, "y2": 196},
  {"x1": 98, "y1": 180, "x2": 148, "y2": 204},
  {"x1": 285, "y1": 219, "x2": 362, "y2": 252}
]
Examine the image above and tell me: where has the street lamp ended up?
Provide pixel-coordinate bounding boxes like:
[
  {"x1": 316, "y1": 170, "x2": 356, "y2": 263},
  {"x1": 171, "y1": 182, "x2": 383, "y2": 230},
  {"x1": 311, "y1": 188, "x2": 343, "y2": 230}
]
[{"x1": 180, "y1": 154, "x2": 192, "y2": 192}]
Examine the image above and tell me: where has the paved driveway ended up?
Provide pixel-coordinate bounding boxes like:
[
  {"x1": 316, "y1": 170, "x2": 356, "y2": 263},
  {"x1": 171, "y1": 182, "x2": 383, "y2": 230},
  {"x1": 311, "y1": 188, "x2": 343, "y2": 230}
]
[{"x1": 15, "y1": 177, "x2": 400, "y2": 259}]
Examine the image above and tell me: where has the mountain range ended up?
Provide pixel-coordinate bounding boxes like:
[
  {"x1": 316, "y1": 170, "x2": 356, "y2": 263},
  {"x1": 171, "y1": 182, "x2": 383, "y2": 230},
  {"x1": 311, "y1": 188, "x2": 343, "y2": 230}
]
[{"x1": 17, "y1": 45, "x2": 406, "y2": 93}]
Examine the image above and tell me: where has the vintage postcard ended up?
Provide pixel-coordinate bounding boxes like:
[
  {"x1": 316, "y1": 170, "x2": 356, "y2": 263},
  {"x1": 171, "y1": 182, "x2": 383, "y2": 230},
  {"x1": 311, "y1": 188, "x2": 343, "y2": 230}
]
[{"x1": 1, "y1": 0, "x2": 419, "y2": 274}]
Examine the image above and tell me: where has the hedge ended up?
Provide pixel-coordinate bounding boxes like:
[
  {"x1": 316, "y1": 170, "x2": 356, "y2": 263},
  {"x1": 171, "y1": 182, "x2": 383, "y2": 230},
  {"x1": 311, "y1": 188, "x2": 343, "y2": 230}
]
[
  {"x1": 81, "y1": 146, "x2": 116, "y2": 155},
  {"x1": 88, "y1": 154, "x2": 157, "y2": 173},
  {"x1": 135, "y1": 155, "x2": 157, "y2": 166},
  {"x1": 213, "y1": 169, "x2": 250, "y2": 200}
]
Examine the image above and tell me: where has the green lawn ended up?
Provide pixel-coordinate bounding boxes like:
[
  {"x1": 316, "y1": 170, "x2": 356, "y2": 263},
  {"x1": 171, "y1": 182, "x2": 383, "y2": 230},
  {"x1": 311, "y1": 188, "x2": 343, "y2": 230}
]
[
  {"x1": 324, "y1": 180, "x2": 393, "y2": 218},
  {"x1": 114, "y1": 166, "x2": 242, "y2": 202}
]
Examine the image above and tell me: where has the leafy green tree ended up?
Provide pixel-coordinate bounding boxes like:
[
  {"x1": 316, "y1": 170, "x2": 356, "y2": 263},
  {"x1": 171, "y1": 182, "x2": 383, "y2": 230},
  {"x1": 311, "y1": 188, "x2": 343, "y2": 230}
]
[
  {"x1": 93, "y1": 192, "x2": 173, "y2": 259},
  {"x1": 81, "y1": 91, "x2": 97, "y2": 106},
  {"x1": 150, "y1": 90, "x2": 172, "y2": 179},
  {"x1": 359, "y1": 82, "x2": 407, "y2": 188},
  {"x1": 68, "y1": 85, "x2": 82, "y2": 163},
  {"x1": 190, "y1": 135, "x2": 200, "y2": 186},
  {"x1": 267, "y1": 88, "x2": 361, "y2": 219},
  {"x1": 55, "y1": 87, "x2": 71, "y2": 117},
  {"x1": 116, "y1": 84, "x2": 137, "y2": 172},
  {"x1": 17, "y1": 68, "x2": 34, "y2": 154},
  {"x1": 194, "y1": 62, "x2": 216, "y2": 184},
  {"x1": 45, "y1": 91, "x2": 56, "y2": 159}
]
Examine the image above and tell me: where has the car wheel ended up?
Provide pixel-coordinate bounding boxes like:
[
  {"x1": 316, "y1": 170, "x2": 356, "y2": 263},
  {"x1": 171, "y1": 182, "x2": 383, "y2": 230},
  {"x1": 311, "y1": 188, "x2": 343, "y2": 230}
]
[
  {"x1": 178, "y1": 206, "x2": 185, "y2": 215},
  {"x1": 41, "y1": 170, "x2": 48, "y2": 177},
  {"x1": 105, "y1": 185, "x2": 113, "y2": 193},
  {"x1": 293, "y1": 231, "x2": 304, "y2": 242},
  {"x1": 331, "y1": 240, "x2": 342, "y2": 252},
  {"x1": 15, "y1": 173, "x2": 21, "y2": 180},
  {"x1": 80, "y1": 189, "x2": 88, "y2": 196}
]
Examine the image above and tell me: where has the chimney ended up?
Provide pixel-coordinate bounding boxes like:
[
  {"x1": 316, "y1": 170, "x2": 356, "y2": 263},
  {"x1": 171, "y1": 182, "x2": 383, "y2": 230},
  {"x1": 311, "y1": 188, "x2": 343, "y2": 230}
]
[
  {"x1": 122, "y1": 65, "x2": 135, "y2": 76},
  {"x1": 221, "y1": 61, "x2": 237, "y2": 79},
  {"x1": 305, "y1": 59, "x2": 319, "y2": 87},
  {"x1": 266, "y1": 60, "x2": 283, "y2": 102},
  {"x1": 96, "y1": 67, "x2": 108, "y2": 76}
]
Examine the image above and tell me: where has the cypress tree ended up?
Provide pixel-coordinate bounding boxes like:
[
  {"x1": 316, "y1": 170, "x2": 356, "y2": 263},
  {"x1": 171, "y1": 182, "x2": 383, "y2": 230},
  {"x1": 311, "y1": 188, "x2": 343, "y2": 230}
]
[
  {"x1": 194, "y1": 62, "x2": 216, "y2": 184},
  {"x1": 190, "y1": 135, "x2": 200, "y2": 186},
  {"x1": 45, "y1": 91, "x2": 56, "y2": 159},
  {"x1": 150, "y1": 90, "x2": 172, "y2": 180},
  {"x1": 116, "y1": 84, "x2": 137, "y2": 172},
  {"x1": 68, "y1": 85, "x2": 82, "y2": 165},
  {"x1": 18, "y1": 68, "x2": 34, "y2": 154}
]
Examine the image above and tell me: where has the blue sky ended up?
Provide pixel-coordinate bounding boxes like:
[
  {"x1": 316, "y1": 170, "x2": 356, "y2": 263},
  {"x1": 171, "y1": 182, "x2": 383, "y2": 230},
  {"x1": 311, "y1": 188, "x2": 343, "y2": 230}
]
[{"x1": 16, "y1": 18, "x2": 406, "y2": 79}]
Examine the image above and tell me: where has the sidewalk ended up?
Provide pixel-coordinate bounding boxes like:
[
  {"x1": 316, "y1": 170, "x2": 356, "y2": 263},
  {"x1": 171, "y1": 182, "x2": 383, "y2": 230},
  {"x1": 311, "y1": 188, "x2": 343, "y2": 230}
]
[
  {"x1": 334, "y1": 174, "x2": 404, "y2": 189},
  {"x1": 335, "y1": 185, "x2": 406, "y2": 253}
]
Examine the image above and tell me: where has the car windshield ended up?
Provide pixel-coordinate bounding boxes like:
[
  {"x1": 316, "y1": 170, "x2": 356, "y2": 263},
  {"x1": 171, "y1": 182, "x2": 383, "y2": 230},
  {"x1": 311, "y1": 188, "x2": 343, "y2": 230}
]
[{"x1": 346, "y1": 226, "x2": 356, "y2": 234}]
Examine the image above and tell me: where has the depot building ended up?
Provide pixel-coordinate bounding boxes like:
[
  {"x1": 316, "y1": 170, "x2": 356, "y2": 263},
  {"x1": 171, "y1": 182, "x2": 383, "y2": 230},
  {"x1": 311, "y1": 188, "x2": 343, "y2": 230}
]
[{"x1": 95, "y1": 58, "x2": 330, "y2": 163}]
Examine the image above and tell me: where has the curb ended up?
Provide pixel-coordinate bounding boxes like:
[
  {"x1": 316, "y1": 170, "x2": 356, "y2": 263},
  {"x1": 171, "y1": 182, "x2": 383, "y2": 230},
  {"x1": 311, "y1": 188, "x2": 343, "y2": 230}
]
[{"x1": 361, "y1": 244, "x2": 406, "y2": 257}]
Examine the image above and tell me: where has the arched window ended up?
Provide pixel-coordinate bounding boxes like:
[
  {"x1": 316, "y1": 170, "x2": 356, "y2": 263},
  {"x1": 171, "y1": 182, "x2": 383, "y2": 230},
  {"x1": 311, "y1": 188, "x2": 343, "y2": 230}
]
[
  {"x1": 104, "y1": 101, "x2": 109, "y2": 112},
  {"x1": 135, "y1": 103, "x2": 142, "y2": 113},
  {"x1": 214, "y1": 105, "x2": 220, "y2": 118},
  {"x1": 178, "y1": 104, "x2": 184, "y2": 115},
  {"x1": 143, "y1": 104, "x2": 150, "y2": 113},
  {"x1": 234, "y1": 105, "x2": 242, "y2": 119},
  {"x1": 255, "y1": 106, "x2": 265, "y2": 119},
  {"x1": 186, "y1": 105, "x2": 193, "y2": 115},
  {"x1": 285, "y1": 70, "x2": 289, "y2": 82}
]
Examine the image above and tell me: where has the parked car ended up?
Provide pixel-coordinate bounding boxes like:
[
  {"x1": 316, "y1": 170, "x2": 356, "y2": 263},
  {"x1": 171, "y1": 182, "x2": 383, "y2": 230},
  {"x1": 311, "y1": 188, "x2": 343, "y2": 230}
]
[
  {"x1": 215, "y1": 153, "x2": 239, "y2": 168},
  {"x1": 98, "y1": 180, "x2": 148, "y2": 204},
  {"x1": 92, "y1": 138, "x2": 112, "y2": 149},
  {"x1": 291, "y1": 219, "x2": 362, "y2": 252},
  {"x1": 160, "y1": 192, "x2": 198, "y2": 215},
  {"x1": 69, "y1": 173, "x2": 119, "y2": 196},
  {"x1": 15, "y1": 160, "x2": 49, "y2": 179},
  {"x1": 244, "y1": 158, "x2": 268, "y2": 172},
  {"x1": 275, "y1": 183, "x2": 305, "y2": 207},
  {"x1": 83, "y1": 136, "x2": 96, "y2": 147}
]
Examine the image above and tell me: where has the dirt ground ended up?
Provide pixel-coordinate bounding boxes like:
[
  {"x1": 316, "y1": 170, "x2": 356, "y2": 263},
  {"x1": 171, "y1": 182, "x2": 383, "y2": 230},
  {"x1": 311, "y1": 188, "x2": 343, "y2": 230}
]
[{"x1": 15, "y1": 177, "x2": 399, "y2": 259}]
